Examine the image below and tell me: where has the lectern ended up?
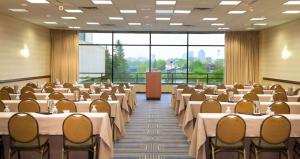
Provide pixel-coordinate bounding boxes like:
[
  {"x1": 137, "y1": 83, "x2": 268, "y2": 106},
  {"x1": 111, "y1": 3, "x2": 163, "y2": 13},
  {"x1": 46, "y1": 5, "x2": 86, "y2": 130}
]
[{"x1": 146, "y1": 72, "x2": 161, "y2": 100}]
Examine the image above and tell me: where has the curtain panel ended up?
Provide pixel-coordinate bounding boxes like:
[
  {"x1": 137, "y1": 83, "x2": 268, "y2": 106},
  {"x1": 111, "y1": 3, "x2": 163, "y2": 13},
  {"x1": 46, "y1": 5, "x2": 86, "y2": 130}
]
[
  {"x1": 225, "y1": 32, "x2": 259, "y2": 84},
  {"x1": 50, "y1": 30, "x2": 78, "y2": 83}
]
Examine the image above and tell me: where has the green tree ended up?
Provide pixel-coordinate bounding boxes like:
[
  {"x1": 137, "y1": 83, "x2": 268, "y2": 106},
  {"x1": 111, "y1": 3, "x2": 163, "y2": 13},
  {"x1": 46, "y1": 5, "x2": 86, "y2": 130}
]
[
  {"x1": 156, "y1": 59, "x2": 166, "y2": 71},
  {"x1": 105, "y1": 47, "x2": 112, "y2": 76},
  {"x1": 113, "y1": 40, "x2": 128, "y2": 82}
]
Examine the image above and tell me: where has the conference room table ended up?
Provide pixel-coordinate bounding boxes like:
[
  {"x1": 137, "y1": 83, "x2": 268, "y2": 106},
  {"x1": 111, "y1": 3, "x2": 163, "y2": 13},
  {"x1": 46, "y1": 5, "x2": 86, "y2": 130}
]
[
  {"x1": 2, "y1": 99, "x2": 125, "y2": 141},
  {"x1": 0, "y1": 112, "x2": 113, "y2": 159},
  {"x1": 10, "y1": 92, "x2": 132, "y2": 122},
  {"x1": 189, "y1": 113, "x2": 300, "y2": 159},
  {"x1": 183, "y1": 101, "x2": 300, "y2": 141}
]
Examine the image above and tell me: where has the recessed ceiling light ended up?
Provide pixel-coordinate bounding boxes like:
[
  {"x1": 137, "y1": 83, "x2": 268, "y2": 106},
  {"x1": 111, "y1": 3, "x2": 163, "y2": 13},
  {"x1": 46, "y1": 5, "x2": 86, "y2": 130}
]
[
  {"x1": 250, "y1": 17, "x2": 266, "y2": 21},
  {"x1": 92, "y1": 0, "x2": 112, "y2": 4},
  {"x1": 68, "y1": 26, "x2": 80, "y2": 29},
  {"x1": 228, "y1": 10, "x2": 246, "y2": 14},
  {"x1": 211, "y1": 23, "x2": 224, "y2": 26},
  {"x1": 26, "y1": 0, "x2": 48, "y2": 3},
  {"x1": 218, "y1": 27, "x2": 230, "y2": 30},
  {"x1": 9, "y1": 8, "x2": 28, "y2": 12},
  {"x1": 61, "y1": 16, "x2": 77, "y2": 19},
  {"x1": 156, "y1": 1, "x2": 176, "y2": 5},
  {"x1": 253, "y1": 23, "x2": 267, "y2": 26},
  {"x1": 128, "y1": 23, "x2": 141, "y2": 25},
  {"x1": 284, "y1": 1, "x2": 300, "y2": 5},
  {"x1": 203, "y1": 18, "x2": 218, "y2": 21},
  {"x1": 86, "y1": 22, "x2": 100, "y2": 25},
  {"x1": 282, "y1": 10, "x2": 300, "y2": 14},
  {"x1": 20, "y1": 3, "x2": 28, "y2": 7},
  {"x1": 109, "y1": 17, "x2": 124, "y2": 20},
  {"x1": 174, "y1": 10, "x2": 191, "y2": 14},
  {"x1": 170, "y1": 23, "x2": 183, "y2": 26},
  {"x1": 156, "y1": 17, "x2": 171, "y2": 20},
  {"x1": 65, "y1": 9, "x2": 83, "y2": 13},
  {"x1": 219, "y1": 1, "x2": 241, "y2": 5},
  {"x1": 120, "y1": 10, "x2": 137, "y2": 13},
  {"x1": 247, "y1": 27, "x2": 255, "y2": 30},
  {"x1": 156, "y1": 10, "x2": 173, "y2": 14},
  {"x1": 43, "y1": 21, "x2": 57, "y2": 24}
]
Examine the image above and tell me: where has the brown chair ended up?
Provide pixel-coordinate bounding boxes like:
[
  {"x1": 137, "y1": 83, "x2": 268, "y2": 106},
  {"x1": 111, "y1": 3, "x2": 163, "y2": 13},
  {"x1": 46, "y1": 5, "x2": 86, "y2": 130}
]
[
  {"x1": 177, "y1": 83, "x2": 187, "y2": 89},
  {"x1": 298, "y1": 96, "x2": 300, "y2": 102},
  {"x1": 182, "y1": 87, "x2": 195, "y2": 94},
  {"x1": 100, "y1": 92, "x2": 117, "y2": 101},
  {"x1": 26, "y1": 82, "x2": 38, "y2": 88},
  {"x1": 234, "y1": 84, "x2": 244, "y2": 89},
  {"x1": 200, "y1": 99, "x2": 222, "y2": 113},
  {"x1": 62, "y1": 113, "x2": 97, "y2": 159},
  {"x1": 251, "y1": 87, "x2": 264, "y2": 94},
  {"x1": 270, "y1": 102, "x2": 290, "y2": 114},
  {"x1": 83, "y1": 83, "x2": 92, "y2": 89},
  {"x1": 0, "y1": 100, "x2": 5, "y2": 112},
  {"x1": 235, "y1": 100, "x2": 255, "y2": 114},
  {"x1": 8, "y1": 113, "x2": 49, "y2": 159},
  {"x1": 80, "y1": 92, "x2": 91, "y2": 101},
  {"x1": 226, "y1": 88, "x2": 239, "y2": 94},
  {"x1": 111, "y1": 87, "x2": 117, "y2": 93},
  {"x1": 243, "y1": 93, "x2": 259, "y2": 101},
  {"x1": 63, "y1": 83, "x2": 73, "y2": 89},
  {"x1": 117, "y1": 86, "x2": 126, "y2": 93},
  {"x1": 56, "y1": 99, "x2": 77, "y2": 113},
  {"x1": 69, "y1": 87, "x2": 80, "y2": 93},
  {"x1": 44, "y1": 82, "x2": 55, "y2": 88},
  {"x1": 273, "y1": 92, "x2": 288, "y2": 102},
  {"x1": 20, "y1": 86, "x2": 34, "y2": 94},
  {"x1": 190, "y1": 92, "x2": 206, "y2": 101},
  {"x1": 275, "y1": 87, "x2": 286, "y2": 94},
  {"x1": 295, "y1": 139, "x2": 300, "y2": 158},
  {"x1": 217, "y1": 84, "x2": 226, "y2": 89},
  {"x1": 195, "y1": 84, "x2": 204, "y2": 89},
  {"x1": 49, "y1": 92, "x2": 65, "y2": 100},
  {"x1": 0, "y1": 91, "x2": 11, "y2": 100},
  {"x1": 104, "y1": 83, "x2": 112, "y2": 88},
  {"x1": 94, "y1": 87, "x2": 101, "y2": 94},
  {"x1": 253, "y1": 84, "x2": 263, "y2": 90},
  {"x1": 43, "y1": 86, "x2": 54, "y2": 93},
  {"x1": 1, "y1": 86, "x2": 14, "y2": 94},
  {"x1": 217, "y1": 93, "x2": 228, "y2": 102},
  {"x1": 0, "y1": 135, "x2": 3, "y2": 159},
  {"x1": 20, "y1": 91, "x2": 37, "y2": 100},
  {"x1": 204, "y1": 88, "x2": 214, "y2": 95},
  {"x1": 270, "y1": 84, "x2": 282, "y2": 90},
  {"x1": 210, "y1": 114, "x2": 246, "y2": 159},
  {"x1": 18, "y1": 99, "x2": 40, "y2": 112},
  {"x1": 125, "y1": 83, "x2": 130, "y2": 89},
  {"x1": 293, "y1": 88, "x2": 300, "y2": 95},
  {"x1": 250, "y1": 115, "x2": 290, "y2": 159}
]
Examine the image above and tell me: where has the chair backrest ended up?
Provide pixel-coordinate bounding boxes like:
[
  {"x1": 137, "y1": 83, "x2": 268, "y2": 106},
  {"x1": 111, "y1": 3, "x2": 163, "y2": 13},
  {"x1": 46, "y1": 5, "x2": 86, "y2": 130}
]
[
  {"x1": 20, "y1": 91, "x2": 37, "y2": 100},
  {"x1": 0, "y1": 100, "x2": 5, "y2": 112},
  {"x1": 94, "y1": 87, "x2": 101, "y2": 94},
  {"x1": 44, "y1": 82, "x2": 54, "y2": 88},
  {"x1": 200, "y1": 99, "x2": 222, "y2": 113},
  {"x1": 194, "y1": 84, "x2": 203, "y2": 89},
  {"x1": 217, "y1": 84, "x2": 226, "y2": 89},
  {"x1": 70, "y1": 87, "x2": 80, "y2": 93},
  {"x1": 1, "y1": 86, "x2": 14, "y2": 94},
  {"x1": 235, "y1": 100, "x2": 255, "y2": 114},
  {"x1": 83, "y1": 83, "x2": 92, "y2": 89},
  {"x1": 118, "y1": 86, "x2": 126, "y2": 93},
  {"x1": 217, "y1": 93, "x2": 228, "y2": 102},
  {"x1": 56, "y1": 99, "x2": 77, "y2": 113},
  {"x1": 100, "y1": 92, "x2": 117, "y2": 100},
  {"x1": 0, "y1": 91, "x2": 11, "y2": 100},
  {"x1": 234, "y1": 84, "x2": 244, "y2": 89},
  {"x1": 243, "y1": 92, "x2": 259, "y2": 101},
  {"x1": 25, "y1": 82, "x2": 37, "y2": 88},
  {"x1": 104, "y1": 83, "x2": 112, "y2": 88},
  {"x1": 251, "y1": 87, "x2": 264, "y2": 94},
  {"x1": 273, "y1": 92, "x2": 288, "y2": 102},
  {"x1": 43, "y1": 86, "x2": 54, "y2": 93},
  {"x1": 49, "y1": 92, "x2": 65, "y2": 100},
  {"x1": 125, "y1": 83, "x2": 130, "y2": 89},
  {"x1": 260, "y1": 115, "x2": 291, "y2": 145},
  {"x1": 216, "y1": 114, "x2": 246, "y2": 144},
  {"x1": 111, "y1": 87, "x2": 117, "y2": 93},
  {"x1": 177, "y1": 83, "x2": 187, "y2": 89},
  {"x1": 253, "y1": 84, "x2": 263, "y2": 90},
  {"x1": 203, "y1": 88, "x2": 214, "y2": 95},
  {"x1": 63, "y1": 114, "x2": 93, "y2": 144},
  {"x1": 63, "y1": 83, "x2": 73, "y2": 89},
  {"x1": 270, "y1": 102, "x2": 290, "y2": 114},
  {"x1": 18, "y1": 99, "x2": 40, "y2": 112},
  {"x1": 80, "y1": 92, "x2": 91, "y2": 101},
  {"x1": 89, "y1": 99, "x2": 111, "y2": 115},
  {"x1": 20, "y1": 86, "x2": 34, "y2": 94},
  {"x1": 226, "y1": 88, "x2": 239, "y2": 94},
  {"x1": 190, "y1": 92, "x2": 206, "y2": 101},
  {"x1": 298, "y1": 96, "x2": 300, "y2": 102},
  {"x1": 275, "y1": 87, "x2": 286, "y2": 94},
  {"x1": 270, "y1": 84, "x2": 282, "y2": 90},
  {"x1": 182, "y1": 87, "x2": 195, "y2": 94},
  {"x1": 294, "y1": 88, "x2": 300, "y2": 95},
  {"x1": 8, "y1": 113, "x2": 40, "y2": 144}
]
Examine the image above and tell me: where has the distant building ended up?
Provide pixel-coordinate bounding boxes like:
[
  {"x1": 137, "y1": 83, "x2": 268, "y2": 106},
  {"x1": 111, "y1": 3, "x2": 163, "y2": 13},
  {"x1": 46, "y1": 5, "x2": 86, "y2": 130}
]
[{"x1": 197, "y1": 50, "x2": 206, "y2": 62}]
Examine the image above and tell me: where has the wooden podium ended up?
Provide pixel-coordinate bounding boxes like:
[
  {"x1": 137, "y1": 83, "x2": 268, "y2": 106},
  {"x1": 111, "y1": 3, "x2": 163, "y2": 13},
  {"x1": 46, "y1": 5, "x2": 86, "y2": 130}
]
[{"x1": 146, "y1": 72, "x2": 161, "y2": 100}]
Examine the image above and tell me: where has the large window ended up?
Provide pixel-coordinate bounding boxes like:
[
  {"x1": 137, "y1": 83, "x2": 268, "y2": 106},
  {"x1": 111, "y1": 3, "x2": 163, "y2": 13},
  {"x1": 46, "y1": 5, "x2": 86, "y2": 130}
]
[{"x1": 79, "y1": 32, "x2": 224, "y2": 84}]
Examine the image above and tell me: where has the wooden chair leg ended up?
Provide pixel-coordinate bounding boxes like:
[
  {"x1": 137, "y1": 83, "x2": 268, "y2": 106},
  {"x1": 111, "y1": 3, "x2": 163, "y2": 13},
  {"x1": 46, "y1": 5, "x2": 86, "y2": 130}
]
[
  {"x1": 40, "y1": 149, "x2": 44, "y2": 159},
  {"x1": 255, "y1": 149, "x2": 259, "y2": 159},
  {"x1": 18, "y1": 151, "x2": 20, "y2": 159}
]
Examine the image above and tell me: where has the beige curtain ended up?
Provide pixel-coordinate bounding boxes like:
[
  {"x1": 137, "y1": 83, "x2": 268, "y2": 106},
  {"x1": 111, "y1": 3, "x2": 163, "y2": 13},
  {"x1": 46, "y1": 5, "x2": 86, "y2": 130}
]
[
  {"x1": 225, "y1": 32, "x2": 259, "y2": 84},
  {"x1": 50, "y1": 30, "x2": 79, "y2": 83}
]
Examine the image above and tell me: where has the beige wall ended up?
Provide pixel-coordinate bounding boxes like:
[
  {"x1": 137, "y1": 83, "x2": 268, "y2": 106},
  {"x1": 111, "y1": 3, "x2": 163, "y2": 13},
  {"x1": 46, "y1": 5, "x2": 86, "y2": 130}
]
[
  {"x1": 259, "y1": 18, "x2": 300, "y2": 88},
  {"x1": 0, "y1": 13, "x2": 51, "y2": 87}
]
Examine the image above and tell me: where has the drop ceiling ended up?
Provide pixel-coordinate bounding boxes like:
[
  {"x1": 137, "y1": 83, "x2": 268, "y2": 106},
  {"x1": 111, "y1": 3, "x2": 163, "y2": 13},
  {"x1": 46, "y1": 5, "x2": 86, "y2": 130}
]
[{"x1": 0, "y1": 0, "x2": 300, "y2": 32}]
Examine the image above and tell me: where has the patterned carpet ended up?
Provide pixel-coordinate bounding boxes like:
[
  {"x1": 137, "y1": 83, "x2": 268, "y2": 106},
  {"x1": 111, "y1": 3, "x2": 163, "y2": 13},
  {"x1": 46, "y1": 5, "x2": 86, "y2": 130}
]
[{"x1": 113, "y1": 93, "x2": 193, "y2": 159}]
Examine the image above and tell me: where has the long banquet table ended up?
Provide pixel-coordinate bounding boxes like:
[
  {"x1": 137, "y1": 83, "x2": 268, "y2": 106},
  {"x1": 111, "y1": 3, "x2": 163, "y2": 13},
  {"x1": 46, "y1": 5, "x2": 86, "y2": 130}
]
[
  {"x1": 0, "y1": 112, "x2": 113, "y2": 159},
  {"x1": 189, "y1": 113, "x2": 300, "y2": 159}
]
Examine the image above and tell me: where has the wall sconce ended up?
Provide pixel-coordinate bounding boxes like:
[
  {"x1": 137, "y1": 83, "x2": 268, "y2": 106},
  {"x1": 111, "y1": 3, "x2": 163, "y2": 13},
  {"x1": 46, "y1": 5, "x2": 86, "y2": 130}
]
[
  {"x1": 21, "y1": 45, "x2": 30, "y2": 58},
  {"x1": 281, "y1": 45, "x2": 290, "y2": 60}
]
